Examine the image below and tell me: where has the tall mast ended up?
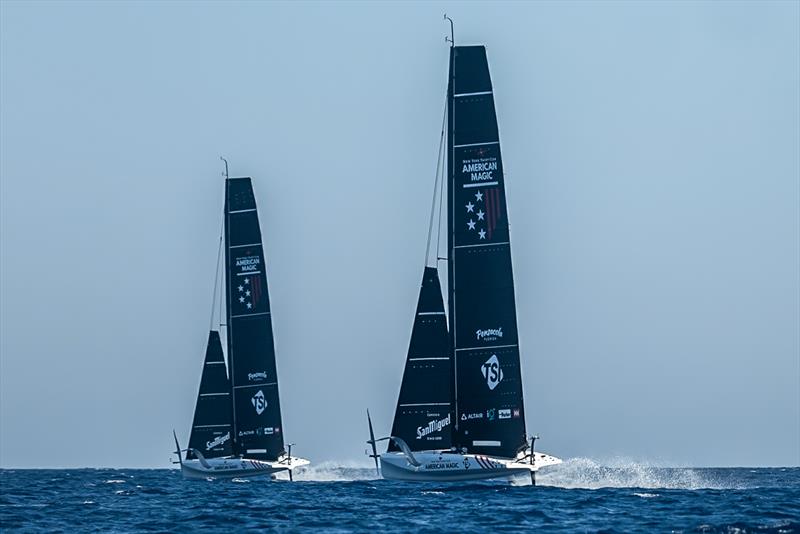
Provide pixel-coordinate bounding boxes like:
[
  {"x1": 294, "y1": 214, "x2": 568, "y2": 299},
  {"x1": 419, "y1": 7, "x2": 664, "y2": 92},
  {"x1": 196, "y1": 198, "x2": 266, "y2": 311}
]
[
  {"x1": 446, "y1": 41, "x2": 458, "y2": 444},
  {"x1": 220, "y1": 157, "x2": 239, "y2": 456}
]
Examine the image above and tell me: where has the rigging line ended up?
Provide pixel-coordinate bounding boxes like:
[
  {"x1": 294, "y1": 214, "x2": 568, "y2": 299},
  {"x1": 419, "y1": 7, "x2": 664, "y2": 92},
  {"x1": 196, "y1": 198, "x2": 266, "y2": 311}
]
[
  {"x1": 424, "y1": 98, "x2": 449, "y2": 268},
  {"x1": 209, "y1": 215, "x2": 224, "y2": 331},
  {"x1": 435, "y1": 90, "x2": 448, "y2": 261}
]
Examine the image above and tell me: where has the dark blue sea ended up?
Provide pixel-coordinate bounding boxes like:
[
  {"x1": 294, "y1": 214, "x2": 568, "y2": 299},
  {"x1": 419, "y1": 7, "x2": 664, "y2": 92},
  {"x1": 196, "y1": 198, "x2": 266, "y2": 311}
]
[{"x1": 2, "y1": 460, "x2": 798, "y2": 532}]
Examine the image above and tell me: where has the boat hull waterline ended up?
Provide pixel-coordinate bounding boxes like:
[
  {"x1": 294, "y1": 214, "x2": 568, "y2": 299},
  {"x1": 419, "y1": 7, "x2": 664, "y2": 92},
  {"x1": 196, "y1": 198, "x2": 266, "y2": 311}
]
[{"x1": 379, "y1": 451, "x2": 561, "y2": 482}]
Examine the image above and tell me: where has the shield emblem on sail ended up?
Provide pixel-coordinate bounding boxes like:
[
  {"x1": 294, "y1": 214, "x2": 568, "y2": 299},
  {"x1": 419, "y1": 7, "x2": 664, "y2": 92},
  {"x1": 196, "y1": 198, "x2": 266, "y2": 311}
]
[
  {"x1": 251, "y1": 390, "x2": 267, "y2": 415},
  {"x1": 481, "y1": 354, "x2": 504, "y2": 390}
]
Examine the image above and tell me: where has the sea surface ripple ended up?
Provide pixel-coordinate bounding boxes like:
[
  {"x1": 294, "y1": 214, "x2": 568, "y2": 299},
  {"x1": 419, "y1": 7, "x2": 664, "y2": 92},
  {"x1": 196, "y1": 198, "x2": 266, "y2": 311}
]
[{"x1": 1, "y1": 461, "x2": 798, "y2": 532}]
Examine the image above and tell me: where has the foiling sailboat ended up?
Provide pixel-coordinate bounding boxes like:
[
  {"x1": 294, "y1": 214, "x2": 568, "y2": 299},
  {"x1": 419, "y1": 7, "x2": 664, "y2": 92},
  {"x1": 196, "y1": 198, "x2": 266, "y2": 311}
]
[
  {"x1": 367, "y1": 22, "x2": 561, "y2": 483},
  {"x1": 173, "y1": 159, "x2": 309, "y2": 480}
]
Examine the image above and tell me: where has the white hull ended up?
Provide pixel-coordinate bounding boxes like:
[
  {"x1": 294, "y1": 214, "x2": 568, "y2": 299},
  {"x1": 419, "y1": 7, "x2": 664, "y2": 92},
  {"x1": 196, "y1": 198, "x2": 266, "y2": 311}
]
[
  {"x1": 180, "y1": 456, "x2": 310, "y2": 480},
  {"x1": 379, "y1": 450, "x2": 561, "y2": 482}
]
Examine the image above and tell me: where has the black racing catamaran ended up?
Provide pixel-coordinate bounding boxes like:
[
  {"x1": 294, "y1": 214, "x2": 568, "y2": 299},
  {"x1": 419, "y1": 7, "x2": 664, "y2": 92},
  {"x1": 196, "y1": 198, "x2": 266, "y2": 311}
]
[
  {"x1": 174, "y1": 160, "x2": 309, "y2": 480},
  {"x1": 367, "y1": 21, "x2": 561, "y2": 483}
]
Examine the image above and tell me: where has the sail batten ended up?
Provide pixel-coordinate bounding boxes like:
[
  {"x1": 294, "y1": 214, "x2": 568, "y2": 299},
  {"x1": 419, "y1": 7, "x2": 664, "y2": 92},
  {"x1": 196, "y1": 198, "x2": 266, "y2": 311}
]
[{"x1": 224, "y1": 177, "x2": 285, "y2": 461}]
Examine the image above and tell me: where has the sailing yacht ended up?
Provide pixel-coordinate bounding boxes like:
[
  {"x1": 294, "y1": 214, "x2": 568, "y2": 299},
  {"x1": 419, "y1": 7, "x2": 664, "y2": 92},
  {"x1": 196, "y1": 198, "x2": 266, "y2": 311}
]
[
  {"x1": 367, "y1": 29, "x2": 561, "y2": 483},
  {"x1": 174, "y1": 162, "x2": 309, "y2": 480}
]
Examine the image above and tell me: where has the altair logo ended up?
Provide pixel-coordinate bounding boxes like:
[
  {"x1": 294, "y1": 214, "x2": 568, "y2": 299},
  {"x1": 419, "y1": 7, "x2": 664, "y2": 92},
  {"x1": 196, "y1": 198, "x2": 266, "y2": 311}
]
[
  {"x1": 251, "y1": 390, "x2": 266, "y2": 415},
  {"x1": 481, "y1": 354, "x2": 504, "y2": 390}
]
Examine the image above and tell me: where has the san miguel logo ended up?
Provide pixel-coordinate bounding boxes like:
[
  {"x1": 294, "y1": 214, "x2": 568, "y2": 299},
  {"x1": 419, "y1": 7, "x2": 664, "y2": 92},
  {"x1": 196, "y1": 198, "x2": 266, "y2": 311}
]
[
  {"x1": 251, "y1": 390, "x2": 266, "y2": 415},
  {"x1": 205, "y1": 432, "x2": 230, "y2": 451},
  {"x1": 416, "y1": 414, "x2": 451, "y2": 439},
  {"x1": 481, "y1": 355, "x2": 504, "y2": 391}
]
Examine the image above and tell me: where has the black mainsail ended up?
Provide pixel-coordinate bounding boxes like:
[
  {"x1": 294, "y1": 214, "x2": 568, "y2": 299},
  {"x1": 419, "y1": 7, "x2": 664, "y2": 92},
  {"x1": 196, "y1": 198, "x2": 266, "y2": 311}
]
[
  {"x1": 448, "y1": 45, "x2": 526, "y2": 459},
  {"x1": 389, "y1": 44, "x2": 527, "y2": 461},
  {"x1": 224, "y1": 177, "x2": 285, "y2": 461},
  {"x1": 389, "y1": 267, "x2": 453, "y2": 451},
  {"x1": 187, "y1": 330, "x2": 233, "y2": 459}
]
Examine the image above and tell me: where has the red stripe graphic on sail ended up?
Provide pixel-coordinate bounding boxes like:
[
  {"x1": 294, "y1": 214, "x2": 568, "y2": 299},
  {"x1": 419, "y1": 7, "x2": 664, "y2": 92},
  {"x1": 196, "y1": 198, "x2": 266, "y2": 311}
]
[
  {"x1": 486, "y1": 189, "x2": 494, "y2": 240},
  {"x1": 494, "y1": 188, "x2": 500, "y2": 234},
  {"x1": 252, "y1": 274, "x2": 262, "y2": 307},
  {"x1": 483, "y1": 188, "x2": 501, "y2": 240}
]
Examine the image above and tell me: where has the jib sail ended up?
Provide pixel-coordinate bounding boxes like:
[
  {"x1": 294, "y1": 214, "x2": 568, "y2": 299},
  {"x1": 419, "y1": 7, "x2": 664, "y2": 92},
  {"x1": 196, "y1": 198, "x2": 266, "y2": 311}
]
[
  {"x1": 187, "y1": 330, "x2": 233, "y2": 459},
  {"x1": 447, "y1": 45, "x2": 527, "y2": 459},
  {"x1": 224, "y1": 177, "x2": 285, "y2": 461},
  {"x1": 389, "y1": 267, "x2": 453, "y2": 452}
]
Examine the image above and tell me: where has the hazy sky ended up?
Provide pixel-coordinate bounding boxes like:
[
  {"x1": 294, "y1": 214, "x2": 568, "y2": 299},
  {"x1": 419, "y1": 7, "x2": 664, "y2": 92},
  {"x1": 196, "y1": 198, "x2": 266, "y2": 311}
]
[{"x1": 1, "y1": 1, "x2": 798, "y2": 468}]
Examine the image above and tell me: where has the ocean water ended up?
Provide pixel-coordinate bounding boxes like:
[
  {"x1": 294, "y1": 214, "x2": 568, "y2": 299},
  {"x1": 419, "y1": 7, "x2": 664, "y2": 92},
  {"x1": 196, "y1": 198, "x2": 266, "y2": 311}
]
[{"x1": 1, "y1": 460, "x2": 798, "y2": 532}]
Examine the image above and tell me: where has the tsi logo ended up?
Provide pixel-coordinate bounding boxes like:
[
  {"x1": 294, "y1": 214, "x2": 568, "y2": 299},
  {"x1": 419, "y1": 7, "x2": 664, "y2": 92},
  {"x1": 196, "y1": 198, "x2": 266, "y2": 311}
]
[
  {"x1": 481, "y1": 354, "x2": 504, "y2": 390},
  {"x1": 251, "y1": 390, "x2": 267, "y2": 415}
]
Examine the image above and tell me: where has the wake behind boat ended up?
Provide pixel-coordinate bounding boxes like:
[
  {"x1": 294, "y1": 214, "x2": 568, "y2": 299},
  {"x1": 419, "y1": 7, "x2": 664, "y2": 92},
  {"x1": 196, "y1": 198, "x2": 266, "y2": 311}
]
[
  {"x1": 173, "y1": 160, "x2": 309, "y2": 480},
  {"x1": 367, "y1": 22, "x2": 561, "y2": 484}
]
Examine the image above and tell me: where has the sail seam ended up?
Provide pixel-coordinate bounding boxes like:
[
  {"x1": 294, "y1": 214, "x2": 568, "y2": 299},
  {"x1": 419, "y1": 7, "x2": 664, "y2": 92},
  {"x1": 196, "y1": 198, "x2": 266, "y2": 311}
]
[
  {"x1": 454, "y1": 91, "x2": 492, "y2": 97},
  {"x1": 193, "y1": 424, "x2": 229, "y2": 428},
  {"x1": 229, "y1": 242, "x2": 261, "y2": 249},
  {"x1": 200, "y1": 392, "x2": 229, "y2": 396},
  {"x1": 454, "y1": 241, "x2": 510, "y2": 249},
  {"x1": 453, "y1": 141, "x2": 498, "y2": 148},
  {"x1": 417, "y1": 311, "x2": 445, "y2": 316},
  {"x1": 399, "y1": 402, "x2": 450, "y2": 407},
  {"x1": 233, "y1": 382, "x2": 277, "y2": 389},
  {"x1": 455, "y1": 343, "x2": 518, "y2": 352},
  {"x1": 408, "y1": 357, "x2": 449, "y2": 361},
  {"x1": 228, "y1": 208, "x2": 256, "y2": 214},
  {"x1": 230, "y1": 312, "x2": 270, "y2": 318}
]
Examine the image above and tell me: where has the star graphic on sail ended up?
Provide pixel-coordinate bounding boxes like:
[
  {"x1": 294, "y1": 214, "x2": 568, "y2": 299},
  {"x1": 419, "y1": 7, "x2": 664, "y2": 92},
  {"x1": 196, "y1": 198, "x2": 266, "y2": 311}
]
[
  {"x1": 234, "y1": 271, "x2": 263, "y2": 313},
  {"x1": 461, "y1": 187, "x2": 504, "y2": 244}
]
